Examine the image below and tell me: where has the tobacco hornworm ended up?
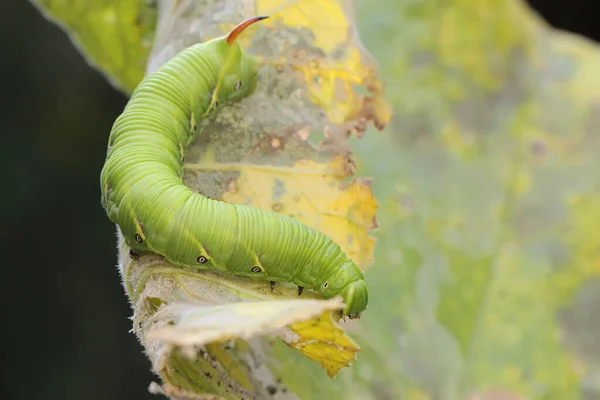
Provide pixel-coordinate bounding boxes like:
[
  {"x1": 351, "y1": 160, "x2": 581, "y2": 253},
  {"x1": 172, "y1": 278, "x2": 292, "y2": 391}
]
[{"x1": 100, "y1": 17, "x2": 368, "y2": 318}]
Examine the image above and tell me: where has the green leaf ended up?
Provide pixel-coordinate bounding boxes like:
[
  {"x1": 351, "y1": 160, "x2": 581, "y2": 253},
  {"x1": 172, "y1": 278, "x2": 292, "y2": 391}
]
[
  {"x1": 31, "y1": 0, "x2": 157, "y2": 92},
  {"x1": 351, "y1": 0, "x2": 600, "y2": 398}
]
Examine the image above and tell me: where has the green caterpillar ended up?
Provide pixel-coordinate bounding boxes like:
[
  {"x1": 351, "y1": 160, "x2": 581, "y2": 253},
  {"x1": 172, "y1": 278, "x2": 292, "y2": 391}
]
[{"x1": 100, "y1": 17, "x2": 368, "y2": 318}]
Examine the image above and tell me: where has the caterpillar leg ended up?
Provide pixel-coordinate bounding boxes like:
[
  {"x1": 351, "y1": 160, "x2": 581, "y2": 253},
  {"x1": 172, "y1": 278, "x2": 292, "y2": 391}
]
[
  {"x1": 270, "y1": 281, "x2": 275, "y2": 291},
  {"x1": 297, "y1": 286, "x2": 304, "y2": 296}
]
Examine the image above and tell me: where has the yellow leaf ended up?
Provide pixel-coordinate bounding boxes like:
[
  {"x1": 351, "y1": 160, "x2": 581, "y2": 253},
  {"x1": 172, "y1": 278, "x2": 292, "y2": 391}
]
[
  {"x1": 258, "y1": 0, "x2": 349, "y2": 52},
  {"x1": 256, "y1": 0, "x2": 392, "y2": 128},
  {"x1": 283, "y1": 312, "x2": 360, "y2": 378}
]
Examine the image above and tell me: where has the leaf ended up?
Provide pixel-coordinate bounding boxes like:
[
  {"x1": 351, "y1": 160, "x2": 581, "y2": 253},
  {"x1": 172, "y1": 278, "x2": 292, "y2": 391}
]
[
  {"x1": 255, "y1": 0, "x2": 392, "y2": 128},
  {"x1": 31, "y1": 0, "x2": 156, "y2": 93},
  {"x1": 123, "y1": 252, "x2": 345, "y2": 398},
  {"x1": 146, "y1": 298, "x2": 345, "y2": 347},
  {"x1": 347, "y1": 0, "x2": 600, "y2": 398},
  {"x1": 33, "y1": 0, "x2": 600, "y2": 397},
  {"x1": 283, "y1": 311, "x2": 360, "y2": 378},
  {"x1": 143, "y1": 298, "x2": 356, "y2": 392},
  {"x1": 33, "y1": 0, "x2": 389, "y2": 396}
]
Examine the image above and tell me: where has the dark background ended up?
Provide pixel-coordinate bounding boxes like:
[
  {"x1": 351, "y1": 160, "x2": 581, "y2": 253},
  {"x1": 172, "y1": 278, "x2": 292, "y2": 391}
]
[{"x1": 1, "y1": 1, "x2": 598, "y2": 399}]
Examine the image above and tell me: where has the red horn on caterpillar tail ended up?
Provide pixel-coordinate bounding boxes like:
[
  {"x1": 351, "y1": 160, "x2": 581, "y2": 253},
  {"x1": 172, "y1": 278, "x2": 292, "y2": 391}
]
[{"x1": 225, "y1": 16, "x2": 269, "y2": 45}]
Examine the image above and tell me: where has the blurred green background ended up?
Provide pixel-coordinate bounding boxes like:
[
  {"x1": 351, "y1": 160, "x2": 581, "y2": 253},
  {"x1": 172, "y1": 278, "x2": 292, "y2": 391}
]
[{"x1": 2, "y1": 0, "x2": 599, "y2": 399}]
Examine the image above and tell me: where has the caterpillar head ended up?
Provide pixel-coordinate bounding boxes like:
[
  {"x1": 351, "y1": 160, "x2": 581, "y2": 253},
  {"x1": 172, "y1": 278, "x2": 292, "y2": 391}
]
[
  {"x1": 210, "y1": 16, "x2": 267, "y2": 108},
  {"x1": 337, "y1": 279, "x2": 368, "y2": 319},
  {"x1": 320, "y1": 260, "x2": 368, "y2": 318}
]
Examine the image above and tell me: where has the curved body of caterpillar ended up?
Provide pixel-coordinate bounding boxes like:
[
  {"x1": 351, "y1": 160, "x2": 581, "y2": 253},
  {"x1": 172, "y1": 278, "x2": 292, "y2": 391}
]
[{"x1": 100, "y1": 17, "x2": 368, "y2": 318}]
